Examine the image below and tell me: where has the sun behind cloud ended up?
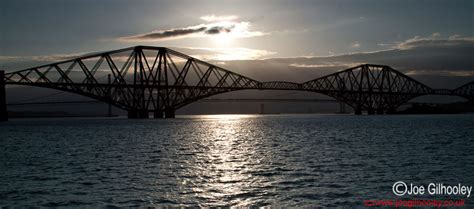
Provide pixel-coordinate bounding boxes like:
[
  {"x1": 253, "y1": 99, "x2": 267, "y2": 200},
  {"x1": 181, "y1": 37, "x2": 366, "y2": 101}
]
[
  {"x1": 213, "y1": 33, "x2": 235, "y2": 46},
  {"x1": 119, "y1": 15, "x2": 266, "y2": 42},
  {"x1": 200, "y1": 15, "x2": 238, "y2": 22}
]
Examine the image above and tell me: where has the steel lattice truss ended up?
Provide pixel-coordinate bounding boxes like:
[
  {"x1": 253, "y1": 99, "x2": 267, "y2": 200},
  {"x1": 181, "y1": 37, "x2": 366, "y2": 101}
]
[
  {"x1": 3, "y1": 46, "x2": 473, "y2": 117},
  {"x1": 4, "y1": 46, "x2": 260, "y2": 117},
  {"x1": 453, "y1": 81, "x2": 474, "y2": 102},
  {"x1": 302, "y1": 64, "x2": 434, "y2": 113}
]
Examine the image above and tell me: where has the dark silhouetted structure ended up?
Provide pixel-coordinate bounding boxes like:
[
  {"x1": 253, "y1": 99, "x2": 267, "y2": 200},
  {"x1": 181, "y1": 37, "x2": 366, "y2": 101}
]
[
  {"x1": 0, "y1": 71, "x2": 7, "y2": 121},
  {"x1": 1, "y1": 46, "x2": 472, "y2": 119}
]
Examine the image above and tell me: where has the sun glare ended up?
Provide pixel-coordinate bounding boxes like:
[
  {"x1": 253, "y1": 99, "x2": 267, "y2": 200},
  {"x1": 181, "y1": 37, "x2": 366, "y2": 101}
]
[
  {"x1": 201, "y1": 114, "x2": 256, "y2": 120},
  {"x1": 212, "y1": 33, "x2": 235, "y2": 46}
]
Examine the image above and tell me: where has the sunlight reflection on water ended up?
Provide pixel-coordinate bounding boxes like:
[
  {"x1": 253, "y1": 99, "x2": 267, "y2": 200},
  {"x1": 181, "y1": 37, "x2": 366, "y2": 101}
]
[
  {"x1": 1, "y1": 114, "x2": 473, "y2": 207},
  {"x1": 175, "y1": 114, "x2": 270, "y2": 206}
]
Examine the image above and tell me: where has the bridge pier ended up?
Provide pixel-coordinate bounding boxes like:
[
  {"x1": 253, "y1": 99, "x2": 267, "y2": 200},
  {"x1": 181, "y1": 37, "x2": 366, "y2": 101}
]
[
  {"x1": 154, "y1": 111, "x2": 164, "y2": 119},
  {"x1": 138, "y1": 110, "x2": 149, "y2": 119},
  {"x1": 165, "y1": 109, "x2": 175, "y2": 118},
  {"x1": 127, "y1": 110, "x2": 138, "y2": 119},
  {"x1": 128, "y1": 110, "x2": 149, "y2": 118},
  {"x1": 386, "y1": 108, "x2": 397, "y2": 114},
  {"x1": 0, "y1": 71, "x2": 7, "y2": 121},
  {"x1": 354, "y1": 107, "x2": 362, "y2": 115},
  {"x1": 367, "y1": 109, "x2": 375, "y2": 115}
]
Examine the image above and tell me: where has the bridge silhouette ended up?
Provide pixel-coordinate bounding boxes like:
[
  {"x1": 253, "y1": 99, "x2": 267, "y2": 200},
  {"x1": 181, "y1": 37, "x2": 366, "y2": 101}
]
[{"x1": 1, "y1": 45, "x2": 473, "y2": 120}]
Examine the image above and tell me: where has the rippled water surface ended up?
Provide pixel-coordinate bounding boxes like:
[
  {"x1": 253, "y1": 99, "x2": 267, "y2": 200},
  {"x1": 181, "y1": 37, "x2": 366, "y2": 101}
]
[{"x1": 1, "y1": 114, "x2": 473, "y2": 207}]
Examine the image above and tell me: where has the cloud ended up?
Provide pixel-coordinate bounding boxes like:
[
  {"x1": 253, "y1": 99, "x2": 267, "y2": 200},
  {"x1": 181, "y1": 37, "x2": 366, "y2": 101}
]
[
  {"x1": 449, "y1": 34, "x2": 462, "y2": 40},
  {"x1": 282, "y1": 35, "x2": 473, "y2": 75},
  {"x1": 289, "y1": 62, "x2": 364, "y2": 69},
  {"x1": 0, "y1": 53, "x2": 86, "y2": 64},
  {"x1": 205, "y1": 25, "x2": 233, "y2": 34},
  {"x1": 395, "y1": 34, "x2": 474, "y2": 50},
  {"x1": 351, "y1": 42, "x2": 361, "y2": 48},
  {"x1": 0, "y1": 51, "x2": 120, "y2": 72},
  {"x1": 0, "y1": 56, "x2": 22, "y2": 61},
  {"x1": 121, "y1": 25, "x2": 208, "y2": 41},
  {"x1": 171, "y1": 47, "x2": 276, "y2": 61},
  {"x1": 119, "y1": 15, "x2": 266, "y2": 42},
  {"x1": 216, "y1": 34, "x2": 474, "y2": 87},
  {"x1": 200, "y1": 15, "x2": 238, "y2": 22},
  {"x1": 405, "y1": 70, "x2": 474, "y2": 77},
  {"x1": 430, "y1": 32, "x2": 441, "y2": 38}
]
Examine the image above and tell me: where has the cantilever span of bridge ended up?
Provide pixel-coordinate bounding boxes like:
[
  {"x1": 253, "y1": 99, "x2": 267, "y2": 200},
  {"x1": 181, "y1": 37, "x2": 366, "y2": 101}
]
[{"x1": 1, "y1": 45, "x2": 473, "y2": 121}]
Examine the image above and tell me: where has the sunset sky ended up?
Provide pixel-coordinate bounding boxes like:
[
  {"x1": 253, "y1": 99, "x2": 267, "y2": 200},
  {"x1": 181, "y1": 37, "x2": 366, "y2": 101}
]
[{"x1": 1, "y1": 0, "x2": 473, "y2": 88}]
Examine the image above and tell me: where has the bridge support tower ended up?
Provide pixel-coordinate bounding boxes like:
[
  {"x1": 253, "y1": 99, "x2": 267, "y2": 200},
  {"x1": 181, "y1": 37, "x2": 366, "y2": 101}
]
[
  {"x1": 165, "y1": 109, "x2": 175, "y2": 118},
  {"x1": 154, "y1": 111, "x2": 164, "y2": 119},
  {"x1": 376, "y1": 109, "x2": 384, "y2": 115},
  {"x1": 386, "y1": 108, "x2": 397, "y2": 114},
  {"x1": 367, "y1": 109, "x2": 375, "y2": 115},
  {"x1": 127, "y1": 110, "x2": 138, "y2": 119},
  {"x1": 354, "y1": 106, "x2": 362, "y2": 115},
  {"x1": 128, "y1": 110, "x2": 149, "y2": 119},
  {"x1": 0, "y1": 71, "x2": 7, "y2": 121},
  {"x1": 107, "y1": 74, "x2": 112, "y2": 117},
  {"x1": 138, "y1": 110, "x2": 149, "y2": 119}
]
